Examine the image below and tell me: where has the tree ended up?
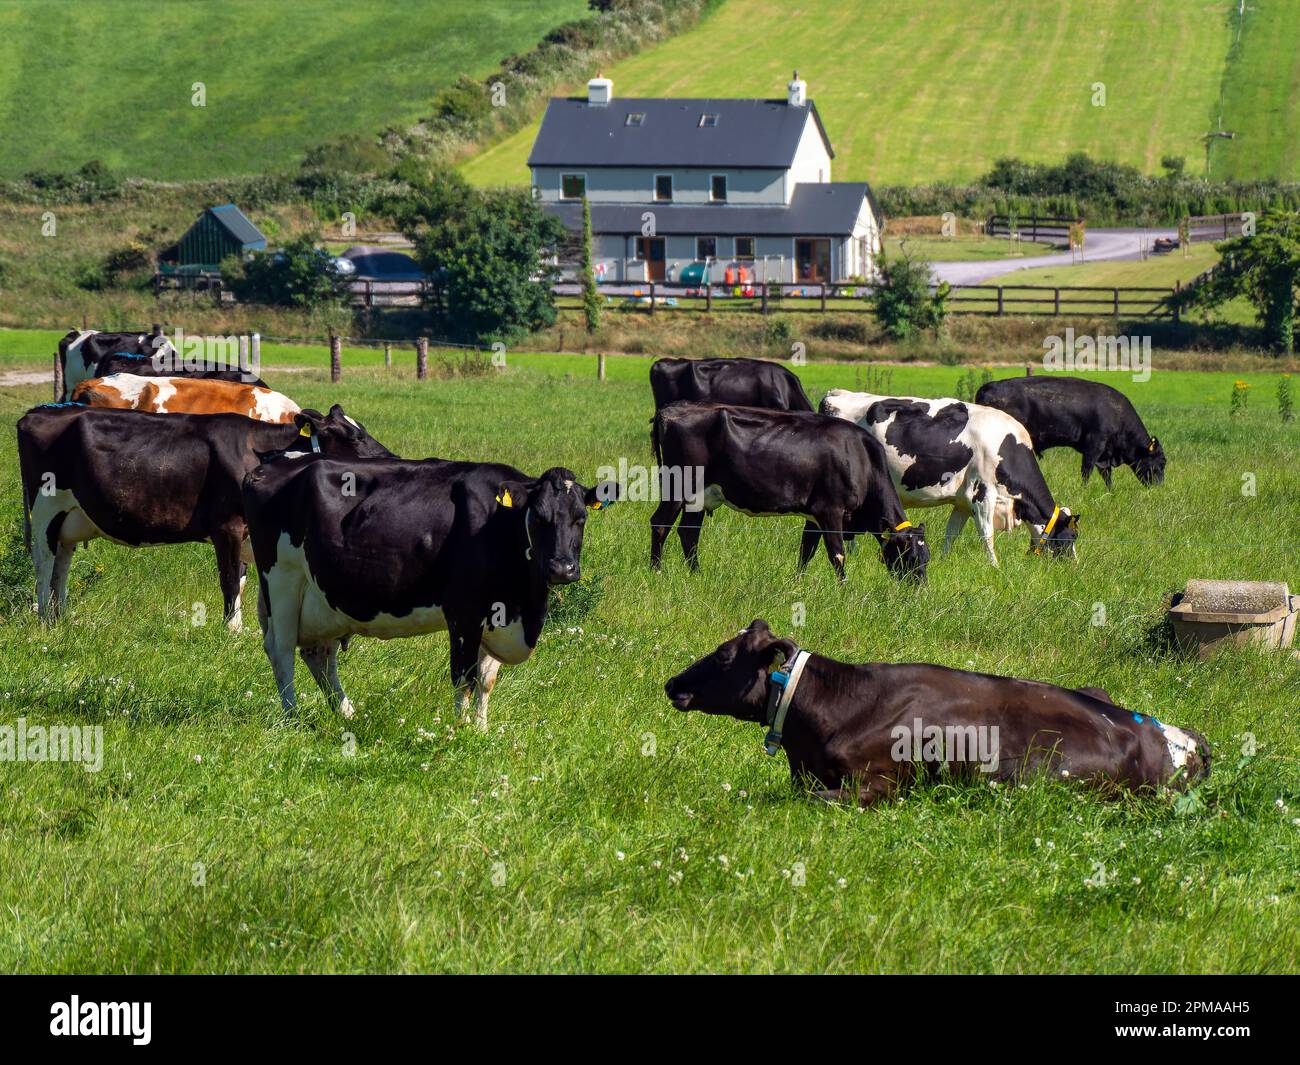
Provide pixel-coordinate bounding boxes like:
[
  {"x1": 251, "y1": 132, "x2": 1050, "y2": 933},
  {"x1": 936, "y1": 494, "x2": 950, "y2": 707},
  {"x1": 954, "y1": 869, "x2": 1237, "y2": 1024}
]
[
  {"x1": 869, "y1": 252, "x2": 949, "y2": 340},
  {"x1": 580, "y1": 197, "x2": 601, "y2": 334},
  {"x1": 1179, "y1": 209, "x2": 1300, "y2": 353},
  {"x1": 398, "y1": 172, "x2": 566, "y2": 343}
]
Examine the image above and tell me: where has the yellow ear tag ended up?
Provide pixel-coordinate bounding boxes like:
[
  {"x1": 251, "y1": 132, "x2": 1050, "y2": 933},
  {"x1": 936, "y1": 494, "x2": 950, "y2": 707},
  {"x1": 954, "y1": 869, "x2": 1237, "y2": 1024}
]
[
  {"x1": 497, "y1": 489, "x2": 513, "y2": 508},
  {"x1": 299, "y1": 424, "x2": 311, "y2": 437}
]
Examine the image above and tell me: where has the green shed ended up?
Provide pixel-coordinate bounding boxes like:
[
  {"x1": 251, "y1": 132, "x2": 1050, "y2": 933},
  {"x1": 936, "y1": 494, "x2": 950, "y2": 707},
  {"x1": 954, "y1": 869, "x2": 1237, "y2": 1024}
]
[{"x1": 163, "y1": 203, "x2": 267, "y2": 272}]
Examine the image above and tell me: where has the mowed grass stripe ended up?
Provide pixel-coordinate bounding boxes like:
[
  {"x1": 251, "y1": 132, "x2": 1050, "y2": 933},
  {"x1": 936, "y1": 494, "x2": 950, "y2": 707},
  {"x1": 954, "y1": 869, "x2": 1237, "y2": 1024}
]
[
  {"x1": 0, "y1": 0, "x2": 588, "y2": 180},
  {"x1": 1216, "y1": 0, "x2": 1300, "y2": 180},
  {"x1": 462, "y1": 0, "x2": 1239, "y2": 188},
  {"x1": 1, "y1": 353, "x2": 1297, "y2": 972}
]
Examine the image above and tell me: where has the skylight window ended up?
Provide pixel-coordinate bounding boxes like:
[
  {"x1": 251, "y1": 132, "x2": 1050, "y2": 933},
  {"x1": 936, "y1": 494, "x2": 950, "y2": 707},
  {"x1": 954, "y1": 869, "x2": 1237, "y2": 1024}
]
[
  {"x1": 698, "y1": 113, "x2": 720, "y2": 128},
  {"x1": 625, "y1": 112, "x2": 646, "y2": 127}
]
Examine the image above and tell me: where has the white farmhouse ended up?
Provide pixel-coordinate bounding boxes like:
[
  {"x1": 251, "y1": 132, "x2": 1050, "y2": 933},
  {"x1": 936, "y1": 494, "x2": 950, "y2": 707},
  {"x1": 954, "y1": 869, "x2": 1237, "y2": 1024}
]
[{"x1": 530, "y1": 72, "x2": 883, "y2": 285}]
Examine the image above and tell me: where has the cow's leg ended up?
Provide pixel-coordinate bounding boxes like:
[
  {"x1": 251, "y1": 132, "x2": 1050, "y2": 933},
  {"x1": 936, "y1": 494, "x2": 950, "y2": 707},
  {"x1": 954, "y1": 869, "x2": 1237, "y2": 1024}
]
[
  {"x1": 650, "y1": 499, "x2": 683, "y2": 569},
  {"x1": 263, "y1": 572, "x2": 302, "y2": 715},
  {"x1": 1098, "y1": 464, "x2": 1114, "y2": 491},
  {"x1": 449, "y1": 622, "x2": 486, "y2": 728},
  {"x1": 300, "y1": 641, "x2": 353, "y2": 719},
  {"x1": 971, "y1": 493, "x2": 1000, "y2": 567},
  {"x1": 30, "y1": 503, "x2": 71, "y2": 623},
  {"x1": 942, "y1": 507, "x2": 969, "y2": 554},
  {"x1": 213, "y1": 525, "x2": 246, "y2": 632},
  {"x1": 50, "y1": 541, "x2": 75, "y2": 617},
  {"x1": 676, "y1": 507, "x2": 705, "y2": 571},
  {"x1": 1080, "y1": 452, "x2": 1097, "y2": 484},
  {"x1": 797, "y1": 520, "x2": 821, "y2": 571},
  {"x1": 813, "y1": 509, "x2": 847, "y2": 581},
  {"x1": 473, "y1": 652, "x2": 503, "y2": 732}
]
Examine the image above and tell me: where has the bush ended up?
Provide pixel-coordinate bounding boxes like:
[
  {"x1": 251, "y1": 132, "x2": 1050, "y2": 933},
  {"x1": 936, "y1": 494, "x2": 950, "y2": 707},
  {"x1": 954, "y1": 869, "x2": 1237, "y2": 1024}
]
[
  {"x1": 227, "y1": 234, "x2": 350, "y2": 308},
  {"x1": 870, "y1": 254, "x2": 948, "y2": 340},
  {"x1": 300, "y1": 133, "x2": 391, "y2": 175}
]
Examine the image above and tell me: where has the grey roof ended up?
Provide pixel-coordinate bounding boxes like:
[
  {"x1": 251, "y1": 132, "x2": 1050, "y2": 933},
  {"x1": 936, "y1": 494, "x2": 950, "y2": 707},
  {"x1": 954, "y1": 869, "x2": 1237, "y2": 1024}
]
[
  {"x1": 527, "y1": 97, "x2": 834, "y2": 169},
  {"x1": 341, "y1": 245, "x2": 425, "y2": 281},
  {"x1": 207, "y1": 203, "x2": 266, "y2": 249},
  {"x1": 543, "y1": 183, "x2": 879, "y2": 238}
]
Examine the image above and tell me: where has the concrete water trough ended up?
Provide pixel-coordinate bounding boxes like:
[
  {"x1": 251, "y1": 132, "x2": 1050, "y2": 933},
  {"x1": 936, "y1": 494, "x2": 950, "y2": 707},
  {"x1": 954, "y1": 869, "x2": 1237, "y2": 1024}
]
[{"x1": 1168, "y1": 579, "x2": 1298, "y2": 658}]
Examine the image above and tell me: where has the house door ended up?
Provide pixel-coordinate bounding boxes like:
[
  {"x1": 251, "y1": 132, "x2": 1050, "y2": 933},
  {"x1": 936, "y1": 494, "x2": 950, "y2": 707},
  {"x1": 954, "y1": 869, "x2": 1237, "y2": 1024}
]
[
  {"x1": 636, "y1": 236, "x2": 666, "y2": 281},
  {"x1": 795, "y1": 238, "x2": 831, "y2": 283}
]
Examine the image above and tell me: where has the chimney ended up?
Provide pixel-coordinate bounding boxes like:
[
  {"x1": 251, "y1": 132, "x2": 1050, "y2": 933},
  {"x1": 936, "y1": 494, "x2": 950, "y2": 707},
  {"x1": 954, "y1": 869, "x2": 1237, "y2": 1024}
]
[
  {"x1": 787, "y1": 69, "x2": 806, "y2": 107},
  {"x1": 588, "y1": 75, "x2": 613, "y2": 106}
]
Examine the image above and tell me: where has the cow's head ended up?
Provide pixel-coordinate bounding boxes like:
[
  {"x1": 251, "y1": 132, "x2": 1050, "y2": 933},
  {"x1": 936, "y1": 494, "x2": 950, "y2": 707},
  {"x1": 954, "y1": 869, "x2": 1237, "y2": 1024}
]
[
  {"x1": 878, "y1": 521, "x2": 930, "y2": 582},
  {"x1": 1034, "y1": 506, "x2": 1079, "y2": 558},
  {"x1": 663, "y1": 619, "x2": 795, "y2": 722},
  {"x1": 293, "y1": 405, "x2": 393, "y2": 459},
  {"x1": 1131, "y1": 436, "x2": 1165, "y2": 486},
  {"x1": 495, "y1": 467, "x2": 619, "y2": 586}
]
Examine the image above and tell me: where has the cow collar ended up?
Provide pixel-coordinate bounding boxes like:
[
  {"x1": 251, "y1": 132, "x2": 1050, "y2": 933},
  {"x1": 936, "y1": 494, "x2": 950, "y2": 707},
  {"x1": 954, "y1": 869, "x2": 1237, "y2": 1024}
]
[
  {"x1": 298, "y1": 425, "x2": 321, "y2": 454},
  {"x1": 763, "y1": 648, "x2": 811, "y2": 756},
  {"x1": 1033, "y1": 505, "x2": 1061, "y2": 555}
]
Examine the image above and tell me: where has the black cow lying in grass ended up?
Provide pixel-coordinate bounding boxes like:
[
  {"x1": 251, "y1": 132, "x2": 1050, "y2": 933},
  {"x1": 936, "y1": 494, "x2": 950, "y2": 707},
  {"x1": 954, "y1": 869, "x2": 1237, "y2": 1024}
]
[
  {"x1": 58, "y1": 328, "x2": 264, "y2": 401},
  {"x1": 975, "y1": 375, "x2": 1165, "y2": 488},
  {"x1": 664, "y1": 620, "x2": 1210, "y2": 805},
  {"x1": 649, "y1": 402, "x2": 929, "y2": 581},
  {"x1": 18, "y1": 403, "x2": 389, "y2": 626},
  {"x1": 242, "y1": 453, "x2": 617, "y2": 730},
  {"x1": 650, "y1": 357, "x2": 813, "y2": 412}
]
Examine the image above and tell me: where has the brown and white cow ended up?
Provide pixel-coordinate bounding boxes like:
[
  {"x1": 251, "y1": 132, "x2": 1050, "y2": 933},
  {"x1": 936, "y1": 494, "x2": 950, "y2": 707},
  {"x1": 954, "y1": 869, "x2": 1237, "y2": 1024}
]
[{"x1": 72, "y1": 374, "x2": 300, "y2": 423}]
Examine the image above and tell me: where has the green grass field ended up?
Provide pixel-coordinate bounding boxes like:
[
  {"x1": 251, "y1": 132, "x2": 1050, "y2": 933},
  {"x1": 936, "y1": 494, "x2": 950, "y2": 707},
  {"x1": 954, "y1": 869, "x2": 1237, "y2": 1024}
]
[
  {"x1": 1215, "y1": 0, "x2": 1300, "y2": 180},
  {"x1": 463, "y1": 0, "x2": 1252, "y2": 188},
  {"x1": 0, "y1": 0, "x2": 586, "y2": 180},
  {"x1": 2, "y1": 343, "x2": 1298, "y2": 973}
]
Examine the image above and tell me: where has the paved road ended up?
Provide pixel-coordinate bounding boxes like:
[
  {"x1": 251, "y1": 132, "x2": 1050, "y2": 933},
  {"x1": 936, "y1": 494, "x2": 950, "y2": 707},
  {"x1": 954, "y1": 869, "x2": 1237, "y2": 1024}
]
[{"x1": 932, "y1": 227, "x2": 1179, "y2": 286}]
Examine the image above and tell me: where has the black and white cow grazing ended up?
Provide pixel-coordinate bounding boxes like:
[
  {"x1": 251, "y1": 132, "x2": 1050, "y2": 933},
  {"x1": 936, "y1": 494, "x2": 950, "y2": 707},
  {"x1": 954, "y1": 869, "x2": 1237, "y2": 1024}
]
[
  {"x1": 241, "y1": 455, "x2": 616, "y2": 729},
  {"x1": 820, "y1": 390, "x2": 1078, "y2": 566},
  {"x1": 18, "y1": 403, "x2": 390, "y2": 626},
  {"x1": 975, "y1": 376, "x2": 1166, "y2": 488},
  {"x1": 664, "y1": 620, "x2": 1211, "y2": 806},
  {"x1": 57, "y1": 328, "x2": 263, "y2": 400},
  {"x1": 650, "y1": 357, "x2": 813, "y2": 413},
  {"x1": 650, "y1": 402, "x2": 929, "y2": 581}
]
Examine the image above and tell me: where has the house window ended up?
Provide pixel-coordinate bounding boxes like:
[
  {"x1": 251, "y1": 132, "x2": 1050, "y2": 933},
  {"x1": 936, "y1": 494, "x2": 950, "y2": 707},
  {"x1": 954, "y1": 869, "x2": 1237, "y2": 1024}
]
[
  {"x1": 561, "y1": 173, "x2": 585, "y2": 200},
  {"x1": 699, "y1": 113, "x2": 719, "y2": 128},
  {"x1": 734, "y1": 237, "x2": 755, "y2": 259},
  {"x1": 696, "y1": 237, "x2": 717, "y2": 260},
  {"x1": 625, "y1": 112, "x2": 646, "y2": 127},
  {"x1": 654, "y1": 174, "x2": 673, "y2": 202},
  {"x1": 710, "y1": 174, "x2": 727, "y2": 202}
]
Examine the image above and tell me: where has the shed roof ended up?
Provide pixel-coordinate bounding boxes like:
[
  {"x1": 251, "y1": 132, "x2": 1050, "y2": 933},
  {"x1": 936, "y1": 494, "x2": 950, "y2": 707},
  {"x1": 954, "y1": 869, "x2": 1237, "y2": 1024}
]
[
  {"x1": 543, "y1": 182, "x2": 878, "y2": 237},
  {"x1": 205, "y1": 203, "x2": 267, "y2": 249},
  {"x1": 527, "y1": 97, "x2": 834, "y2": 169}
]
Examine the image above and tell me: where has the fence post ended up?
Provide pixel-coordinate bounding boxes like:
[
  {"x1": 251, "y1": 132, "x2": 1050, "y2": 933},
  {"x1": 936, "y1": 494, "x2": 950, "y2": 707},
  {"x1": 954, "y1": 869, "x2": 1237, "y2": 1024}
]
[
  {"x1": 384, "y1": 342, "x2": 392, "y2": 369},
  {"x1": 1113, "y1": 288, "x2": 1120, "y2": 318},
  {"x1": 597, "y1": 352, "x2": 606, "y2": 382},
  {"x1": 820, "y1": 283, "x2": 827, "y2": 312},
  {"x1": 706, "y1": 281, "x2": 712, "y2": 313},
  {"x1": 53, "y1": 349, "x2": 63, "y2": 400},
  {"x1": 649, "y1": 281, "x2": 656, "y2": 316},
  {"x1": 330, "y1": 332, "x2": 342, "y2": 383},
  {"x1": 1172, "y1": 281, "x2": 1181, "y2": 324},
  {"x1": 761, "y1": 283, "x2": 768, "y2": 315},
  {"x1": 1026, "y1": 362, "x2": 1034, "y2": 376},
  {"x1": 996, "y1": 287, "x2": 1004, "y2": 316},
  {"x1": 416, "y1": 337, "x2": 428, "y2": 380},
  {"x1": 1053, "y1": 288, "x2": 1060, "y2": 315}
]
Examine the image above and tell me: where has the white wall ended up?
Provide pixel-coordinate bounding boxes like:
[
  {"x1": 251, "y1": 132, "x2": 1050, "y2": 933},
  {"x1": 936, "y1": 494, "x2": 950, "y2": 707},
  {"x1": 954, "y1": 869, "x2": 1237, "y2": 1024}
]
[{"x1": 533, "y1": 166, "x2": 786, "y2": 205}]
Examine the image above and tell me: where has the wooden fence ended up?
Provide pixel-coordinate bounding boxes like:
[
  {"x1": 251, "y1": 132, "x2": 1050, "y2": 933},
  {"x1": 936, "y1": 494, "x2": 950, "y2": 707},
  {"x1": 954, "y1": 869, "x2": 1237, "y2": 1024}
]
[
  {"x1": 986, "y1": 214, "x2": 1083, "y2": 245},
  {"x1": 154, "y1": 272, "x2": 427, "y2": 308},
  {"x1": 556, "y1": 280, "x2": 1182, "y2": 320},
  {"x1": 1184, "y1": 212, "x2": 1248, "y2": 244}
]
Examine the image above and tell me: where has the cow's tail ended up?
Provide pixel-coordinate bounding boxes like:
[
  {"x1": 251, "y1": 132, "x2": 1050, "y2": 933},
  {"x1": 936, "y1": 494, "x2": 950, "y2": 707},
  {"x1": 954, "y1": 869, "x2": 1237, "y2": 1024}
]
[{"x1": 650, "y1": 410, "x2": 665, "y2": 468}]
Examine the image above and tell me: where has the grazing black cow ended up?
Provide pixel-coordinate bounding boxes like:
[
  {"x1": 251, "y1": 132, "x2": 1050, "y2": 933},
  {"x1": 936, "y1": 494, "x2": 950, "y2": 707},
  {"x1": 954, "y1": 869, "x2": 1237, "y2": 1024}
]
[
  {"x1": 650, "y1": 357, "x2": 813, "y2": 412},
  {"x1": 975, "y1": 376, "x2": 1165, "y2": 488},
  {"x1": 57, "y1": 328, "x2": 263, "y2": 400},
  {"x1": 820, "y1": 390, "x2": 1079, "y2": 566},
  {"x1": 650, "y1": 402, "x2": 929, "y2": 581},
  {"x1": 664, "y1": 620, "x2": 1211, "y2": 806},
  {"x1": 18, "y1": 403, "x2": 390, "y2": 626},
  {"x1": 241, "y1": 454, "x2": 616, "y2": 729}
]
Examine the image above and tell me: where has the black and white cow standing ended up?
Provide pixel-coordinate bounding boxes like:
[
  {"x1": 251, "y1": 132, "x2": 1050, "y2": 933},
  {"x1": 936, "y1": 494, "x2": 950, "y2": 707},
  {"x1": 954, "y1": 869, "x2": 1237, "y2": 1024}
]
[
  {"x1": 57, "y1": 328, "x2": 263, "y2": 400},
  {"x1": 975, "y1": 375, "x2": 1166, "y2": 488},
  {"x1": 650, "y1": 357, "x2": 813, "y2": 412},
  {"x1": 650, "y1": 402, "x2": 929, "y2": 581},
  {"x1": 819, "y1": 390, "x2": 1078, "y2": 566},
  {"x1": 241, "y1": 454, "x2": 617, "y2": 729},
  {"x1": 18, "y1": 403, "x2": 390, "y2": 626}
]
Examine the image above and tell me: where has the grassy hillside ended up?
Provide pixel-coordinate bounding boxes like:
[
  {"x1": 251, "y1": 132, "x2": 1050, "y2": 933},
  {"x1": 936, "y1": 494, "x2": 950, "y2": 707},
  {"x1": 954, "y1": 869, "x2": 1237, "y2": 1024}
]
[
  {"x1": 1214, "y1": 0, "x2": 1300, "y2": 179},
  {"x1": 0, "y1": 0, "x2": 587, "y2": 180},
  {"x1": 463, "y1": 0, "x2": 1258, "y2": 188},
  {"x1": 2, "y1": 350, "x2": 1297, "y2": 972}
]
